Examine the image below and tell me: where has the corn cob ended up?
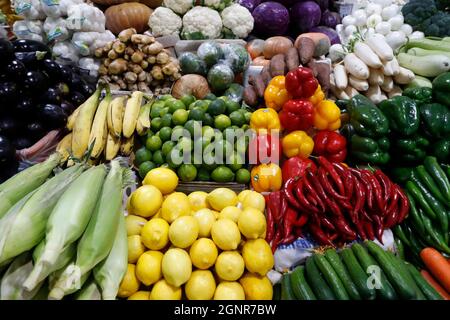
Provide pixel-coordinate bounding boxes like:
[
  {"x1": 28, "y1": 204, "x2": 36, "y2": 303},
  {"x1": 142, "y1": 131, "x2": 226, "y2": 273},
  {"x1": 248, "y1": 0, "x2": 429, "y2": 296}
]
[
  {"x1": 47, "y1": 262, "x2": 91, "y2": 300},
  {"x1": 135, "y1": 101, "x2": 152, "y2": 136},
  {"x1": 32, "y1": 283, "x2": 50, "y2": 300},
  {"x1": 74, "y1": 278, "x2": 101, "y2": 300},
  {"x1": 107, "y1": 96, "x2": 126, "y2": 138},
  {"x1": 56, "y1": 133, "x2": 72, "y2": 163},
  {"x1": 123, "y1": 91, "x2": 144, "y2": 138},
  {"x1": 89, "y1": 89, "x2": 112, "y2": 158}
]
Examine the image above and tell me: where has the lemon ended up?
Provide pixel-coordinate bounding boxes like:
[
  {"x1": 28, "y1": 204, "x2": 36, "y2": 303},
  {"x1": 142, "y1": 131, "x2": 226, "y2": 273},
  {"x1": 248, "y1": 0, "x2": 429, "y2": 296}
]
[
  {"x1": 127, "y1": 235, "x2": 145, "y2": 263},
  {"x1": 143, "y1": 167, "x2": 179, "y2": 194},
  {"x1": 207, "y1": 188, "x2": 238, "y2": 211},
  {"x1": 117, "y1": 264, "x2": 140, "y2": 298},
  {"x1": 239, "y1": 273, "x2": 273, "y2": 300},
  {"x1": 185, "y1": 270, "x2": 216, "y2": 300},
  {"x1": 211, "y1": 219, "x2": 241, "y2": 250},
  {"x1": 149, "y1": 279, "x2": 182, "y2": 300},
  {"x1": 238, "y1": 208, "x2": 267, "y2": 240},
  {"x1": 192, "y1": 208, "x2": 216, "y2": 237},
  {"x1": 136, "y1": 251, "x2": 164, "y2": 286},
  {"x1": 219, "y1": 206, "x2": 241, "y2": 223},
  {"x1": 189, "y1": 238, "x2": 218, "y2": 269},
  {"x1": 214, "y1": 251, "x2": 245, "y2": 281},
  {"x1": 161, "y1": 192, "x2": 191, "y2": 223},
  {"x1": 169, "y1": 216, "x2": 199, "y2": 248},
  {"x1": 141, "y1": 218, "x2": 169, "y2": 250},
  {"x1": 126, "y1": 196, "x2": 133, "y2": 214},
  {"x1": 242, "y1": 239, "x2": 274, "y2": 276},
  {"x1": 188, "y1": 191, "x2": 210, "y2": 211},
  {"x1": 238, "y1": 190, "x2": 252, "y2": 203},
  {"x1": 162, "y1": 248, "x2": 192, "y2": 287},
  {"x1": 213, "y1": 282, "x2": 245, "y2": 300},
  {"x1": 128, "y1": 291, "x2": 150, "y2": 300},
  {"x1": 130, "y1": 185, "x2": 163, "y2": 218},
  {"x1": 151, "y1": 209, "x2": 162, "y2": 219},
  {"x1": 241, "y1": 191, "x2": 265, "y2": 212},
  {"x1": 125, "y1": 215, "x2": 148, "y2": 236}
]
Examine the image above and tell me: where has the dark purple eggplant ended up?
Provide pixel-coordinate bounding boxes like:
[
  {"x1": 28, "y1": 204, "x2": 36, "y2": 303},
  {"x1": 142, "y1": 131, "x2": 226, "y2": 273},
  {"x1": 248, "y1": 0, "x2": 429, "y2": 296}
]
[
  {"x1": 0, "y1": 40, "x2": 14, "y2": 62},
  {"x1": 40, "y1": 87, "x2": 63, "y2": 104},
  {"x1": 41, "y1": 59, "x2": 62, "y2": 79},
  {"x1": 0, "y1": 135, "x2": 14, "y2": 163},
  {"x1": 78, "y1": 81, "x2": 95, "y2": 97},
  {"x1": 60, "y1": 100, "x2": 75, "y2": 116},
  {"x1": 38, "y1": 104, "x2": 68, "y2": 128},
  {"x1": 0, "y1": 116, "x2": 19, "y2": 136},
  {"x1": 0, "y1": 82, "x2": 19, "y2": 103},
  {"x1": 59, "y1": 65, "x2": 73, "y2": 83},
  {"x1": 13, "y1": 136, "x2": 34, "y2": 149},
  {"x1": 15, "y1": 97, "x2": 35, "y2": 114},
  {"x1": 14, "y1": 51, "x2": 49, "y2": 69},
  {"x1": 13, "y1": 39, "x2": 51, "y2": 53},
  {"x1": 23, "y1": 71, "x2": 48, "y2": 92},
  {"x1": 69, "y1": 73, "x2": 83, "y2": 89},
  {"x1": 5, "y1": 59, "x2": 27, "y2": 81},
  {"x1": 0, "y1": 159, "x2": 19, "y2": 182},
  {"x1": 70, "y1": 91, "x2": 85, "y2": 106},
  {"x1": 55, "y1": 82, "x2": 70, "y2": 96},
  {"x1": 27, "y1": 121, "x2": 45, "y2": 137}
]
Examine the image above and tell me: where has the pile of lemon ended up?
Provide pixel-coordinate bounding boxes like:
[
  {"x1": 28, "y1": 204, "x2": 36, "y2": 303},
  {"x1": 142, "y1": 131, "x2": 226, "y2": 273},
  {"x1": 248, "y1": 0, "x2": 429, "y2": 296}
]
[{"x1": 119, "y1": 167, "x2": 274, "y2": 300}]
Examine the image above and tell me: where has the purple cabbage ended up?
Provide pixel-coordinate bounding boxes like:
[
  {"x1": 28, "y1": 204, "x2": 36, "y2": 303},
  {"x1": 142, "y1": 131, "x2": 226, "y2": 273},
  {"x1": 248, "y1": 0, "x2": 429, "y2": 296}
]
[
  {"x1": 313, "y1": 0, "x2": 329, "y2": 11},
  {"x1": 238, "y1": 0, "x2": 262, "y2": 13},
  {"x1": 321, "y1": 10, "x2": 338, "y2": 28},
  {"x1": 252, "y1": 2, "x2": 290, "y2": 37},
  {"x1": 290, "y1": 1, "x2": 322, "y2": 33},
  {"x1": 309, "y1": 26, "x2": 341, "y2": 44}
]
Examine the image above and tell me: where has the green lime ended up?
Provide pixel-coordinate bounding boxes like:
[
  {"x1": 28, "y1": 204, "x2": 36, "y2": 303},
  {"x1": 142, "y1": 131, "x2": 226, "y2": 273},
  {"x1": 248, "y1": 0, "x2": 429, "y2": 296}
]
[
  {"x1": 134, "y1": 147, "x2": 152, "y2": 165},
  {"x1": 217, "y1": 96, "x2": 229, "y2": 102},
  {"x1": 197, "y1": 168, "x2": 210, "y2": 181},
  {"x1": 225, "y1": 100, "x2": 241, "y2": 114},
  {"x1": 227, "y1": 152, "x2": 243, "y2": 172},
  {"x1": 189, "y1": 107, "x2": 205, "y2": 121},
  {"x1": 235, "y1": 168, "x2": 250, "y2": 184},
  {"x1": 241, "y1": 124, "x2": 250, "y2": 131},
  {"x1": 150, "y1": 102, "x2": 164, "y2": 118},
  {"x1": 191, "y1": 100, "x2": 208, "y2": 112},
  {"x1": 214, "y1": 139, "x2": 233, "y2": 157},
  {"x1": 207, "y1": 99, "x2": 226, "y2": 116},
  {"x1": 211, "y1": 166, "x2": 235, "y2": 182},
  {"x1": 222, "y1": 127, "x2": 236, "y2": 142},
  {"x1": 159, "y1": 126, "x2": 172, "y2": 142},
  {"x1": 202, "y1": 162, "x2": 218, "y2": 172},
  {"x1": 150, "y1": 117, "x2": 162, "y2": 132},
  {"x1": 172, "y1": 109, "x2": 189, "y2": 126},
  {"x1": 244, "y1": 111, "x2": 252, "y2": 123},
  {"x1": 184, "y1": 120, "x2": 201, "y2": 137},
  {"x1": 214, "y1": 115, "x2": 231, "y2": 131},
  {"x1": 157, "y1": 94, "x2": 173, "y2": 101},
  {"x1": 152, "y1": 150, "x2": 165, "y2": 165},
  {"x1": 178, "y1": 137, "x2": 193, "y2": 152},
  {"x1": 236, "y1": 136, "x2": 249, "y2": 155},
  {"x1": 167, "y1": 149, "x2": 182, "y2": 169},
  {"x1": 162, "y1": 140, "x2": 176, "y2": 157},
  {"x1": 205, "y1": 93, "x2": 216, "y2": 100},
  {"x1": 159, "y1": 107, "x2": 170, "y2": 117},
  {"x1": 229, "y1": 110, "x2": 246, "y2": 127},
  {"x1": 167, "y1": 99, "x2": 186, "y2": 113},
  {"x1": 146, "y1": 135, "x2": 162, "y2": 152},
  {"x1": 138, "y1": 161, "x2": 156, "y2": 179},
  {"x1": 180, "y1": 94, "x2": 195, "y2": 107},
  {"x1": 161, "y1": 113, "x2": 172, "y2": 127},
  {"x1": 171, "y1": 126, "x2": 187, "y2": 142},
  {"x1": 202, "y1": 113, "x2": 214, "y2": 127},
  {"x1": 177, "y1": 164, "x2": 197, "y2": 182}
]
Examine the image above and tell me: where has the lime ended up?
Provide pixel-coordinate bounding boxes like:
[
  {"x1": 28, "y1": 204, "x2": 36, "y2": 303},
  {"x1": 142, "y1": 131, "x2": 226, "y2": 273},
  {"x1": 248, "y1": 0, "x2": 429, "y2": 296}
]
[
  {"x1": 208, "y1": 99, "x2": 226, "y2": 116},
  {"x1": 139, "y1": 161, "x2": 156, "y2": 179},
  {"x1": 177, "y1": 164, "x2": 197, "y2": 182},
  {"x1": 178, "y1": 137, "x2": 193, "y2": 152},
  {"x1": 235, "y1": 168, "x2": 250, "y2": 184},
  {"x1": 151, "y1": 117, "x2": 162, "y2": 132},
  {"x1": 226, "y1": 100, "x2": 241, "y2": 114},
  {"x1": 214, "y1": 115, "x2": 231, "y2": 131},
  {"x1": 203, "y1": 163, "x2": 218, "y2": 172},
  {"x1": 244, "y1": 111, "x2": 252, "y2": 123},
  {"x1": 153, "y1": 150, "x2": 165, "y2": 165},
  {"x1": 146, "y1": 135, "x2": 162, "y2": 152},
  {"x1": 222, "y1": 128, "x2": 237, "y2": 143},
  {"x1": 167, "y1": 149, "x2": 182, "y2": 169},
  {"x1": 214, "y1": 139, "x2": 233, "y2": 157},
  {"x1": 167, "y1": 99, "x2": 186, "y2": 113},
  {"x1": 180, "y1": 94, "x2": 195, "y2": 107},
  {"x1": 171, "y1": 126, "x2": 187, "y2": 142},
  {"x1": 192, "y1": 100, "x2": 209, "y2": 112},
  {"x1": 157, "y1": 94, "x2": 173, "y2": 101},
  {"x1": 135, "y1": 147, "x2": 152, "y2": 165},
  {"x1": 197, "y1": 168, "x2": 210, "y2": 181},
  {"x1": 211, "y1": 166, "x2": 235, "y2": 182},
  {"x1": 159, "y1": 107, "x2": 170, "y2": 117},
  {"x1": 162, "y1": 141, "x2": 176, "y2": 157},
  {"x1": 205, "y1": 93, "x2": 216, "y2": 100},
  {"x1": 159, "y1": 127, "x2": 172, "y2": 142},
  {"x1": 151, "y1": 102, "x2": 164, "y2": 118},
  {"x1": 173, "y1": 109, "x2": 189, "y2": 126},
  {"x1": 241, "y1": 124, "x2": 250, "y2": 131},
  {"x1": 189, "y1": 107, "x2": 205, "y2": 121},
  {"x1": 184, "y1": 120, "x2": 201, "y2": 137},
  {"x1": 228, "y1": 152, "x2": 243, "y2": 172},
  {"x1": 161, "y1": 113, "x2": 172, "y2": 127},
  {"x1": 236, "y1": 136, "x2": 249, "y2": 155},
  {"x1": 230, "y1": 111, "x2": 246, "y2": 127}
]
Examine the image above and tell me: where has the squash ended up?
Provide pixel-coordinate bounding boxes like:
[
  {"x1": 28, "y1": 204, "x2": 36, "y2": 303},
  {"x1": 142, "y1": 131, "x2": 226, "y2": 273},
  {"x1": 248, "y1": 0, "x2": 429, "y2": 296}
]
[
  {"x1": 91, "y1": 0, "x2": 162, "y2": 8},
  {"x1": 105, "y1": 2, "x2": 153, "y2": 35},
  {"x1": 179, "y1": 52, "x2": 207, "y2": 75},
  {"x1": 207, "y1": 64, "x2": 235, "y2": 92},
  {"x1": 263, "y1": 36, "x2": 293, "y2": 59},
  {"x1": 172, "y1": 74, "x2": 210, "y2": 99},
  {"x1": 294, "y1": 33, "x2": 331, "y2": 58},
  {"x1": 138, "y1": 0, "x2": 163, "y2": 8},
  {"x1": 252, "y1": 56, "x2": 270, "y2": 68},
  {"x1": 246, "y1": 39, "x2": 265, "y2": 59}
]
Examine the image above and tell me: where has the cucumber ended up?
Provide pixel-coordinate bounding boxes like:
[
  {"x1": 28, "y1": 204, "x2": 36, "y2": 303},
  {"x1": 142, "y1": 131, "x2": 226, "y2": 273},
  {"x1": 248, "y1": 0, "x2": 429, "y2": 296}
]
[
  {"x1": 272, "y1": 283, "x2": 281, "y2": 301},
  {"x1": 404, "y1": 262, "x2": 443, "y2": 300},
  {"x1": 314, "y1": 254, "x2": 350, "y2": 300},
  {"x1": 366, "y1": 241, "x2": 417, "y2": 300},
  {"x1": 351, "y1": 243, "x2": 398, "y2": 300},
  {"x1": 340, "y1": 248, "x2": 376, "y2": 300},
  {"x1": 305, "y1": 256, "x2": 335, "y2": 300},
  {"x1": 290, "y1": 266, "x2": 317, "y2": 300},
  {"x1": 280, "y1": 273, "x2": 296, "y2": 300},
  {"x1": 324, "y1": 249, "x2": 361, "y2": 300}
]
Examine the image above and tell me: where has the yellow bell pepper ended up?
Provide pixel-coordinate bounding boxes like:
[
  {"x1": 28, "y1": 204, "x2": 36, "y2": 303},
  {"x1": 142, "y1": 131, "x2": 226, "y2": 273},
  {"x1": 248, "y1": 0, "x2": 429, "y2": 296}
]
[
  {"x1": 264, "y1": 76, "x2": 292, "y2": 111},
  {"x1": 282, "y1": 130, "x2": 314, "y2": 158},
  {"x1": 309, "y1": 85, "x2": 325, "y2": 106},
  {"x1": 313, "y1": 100, "x2": 341, "y2": 131},
  {"x1": 250, "y1": 108, "x2": 281, "y2": 133},
  {"x1": 251, "y1": 163, "x2": 282, "y2": 193}
]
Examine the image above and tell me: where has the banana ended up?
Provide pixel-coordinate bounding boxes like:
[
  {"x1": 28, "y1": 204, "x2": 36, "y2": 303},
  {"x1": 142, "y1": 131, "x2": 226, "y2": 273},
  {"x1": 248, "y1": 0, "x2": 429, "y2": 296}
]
[
  {"x1": 122, "y1": 91, "x2": 144, "y2": 138},
  {"x1": 56, "y1": 133, "x2": 72, "y2": 163},
  {"x1": 88, "y1": 90, "x2": 112, "y2": 158},
  {"x1": 136, "y1": 101, "x2": 152, "y2": 136},
  {"x1": 105, "y1": 132, "x2": 121, "y2": 161},
  {"x1": 107, "y1": 96, "x2": 127, "y2": 138},
  {"x1": 120, "y1": 135, "x2": 134, "y2": 156},
  {"x1": 66, "y1": 105, "x2": 82, "y2": 131},
  {"x1": 71, "y1": 87, "x2": 102, "y2": 159}
]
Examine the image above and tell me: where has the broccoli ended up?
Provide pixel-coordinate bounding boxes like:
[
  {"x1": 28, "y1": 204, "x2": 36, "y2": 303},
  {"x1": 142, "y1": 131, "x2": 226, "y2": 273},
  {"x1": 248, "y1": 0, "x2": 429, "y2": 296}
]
[
  {"x1": 402, "y1": 0, "x2": 450, "y2": 37},
  {"x1": 420, "y1": 12, "x2": 450, "y2": 36}
]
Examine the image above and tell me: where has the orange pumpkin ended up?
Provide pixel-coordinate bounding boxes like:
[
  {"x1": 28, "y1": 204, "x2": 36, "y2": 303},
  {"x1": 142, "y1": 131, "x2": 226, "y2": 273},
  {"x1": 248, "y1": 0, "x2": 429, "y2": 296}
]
[
  {"x1": 105, "y1": 2, "x2": 153, "y2": 35},
  {"x1": 92, "y1": 0, "x2": 162, "y2": 8}
]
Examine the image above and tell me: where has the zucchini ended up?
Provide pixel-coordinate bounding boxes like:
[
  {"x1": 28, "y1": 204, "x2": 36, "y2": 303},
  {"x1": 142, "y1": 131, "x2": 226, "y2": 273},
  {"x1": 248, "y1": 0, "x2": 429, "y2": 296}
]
[
  {"x1": 272, "y1": 283, "x2": 281, "y2": 301},
  {"x1": 305, "y1": 256, "x2": 335, "y2": 300},
  {"x1": 351, "y1": 243, "x2": 397, "y2": 300},
  {"x1": 366, "y1": 241, "x2": 417, "y2": 300},
  {"x1": 280, "y1": 273, "x2": 296, "y2": 300},
  {"x1": 340, "y1": 248, "x2": 376, "y2": 300},
  {"x1": 290, "y1": 266, "x2": 317, "y2": 300},
  {"x1": 324, "y1": 249, "x2": 361, "y2": 300},
  {"x1": 404, "y1": 262, "x2": 443, "y2": 300},
  {"x1": 314, "y1": 254, "x2": 350, "y2": 300}
]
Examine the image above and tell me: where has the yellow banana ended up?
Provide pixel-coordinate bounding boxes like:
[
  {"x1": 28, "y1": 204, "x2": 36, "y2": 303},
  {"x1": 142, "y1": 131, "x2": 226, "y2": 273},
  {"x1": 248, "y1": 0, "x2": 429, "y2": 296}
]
[
  {"x1": 66, "y1": 105, "x2": 82, "y2": 131},
  {"x1": 120, "y1": 135, "x2": 134, "y2": 156},
  {"x1": 89, "y1": 90, "x2": 112, "y2": 158},
  {"x1": 107, "y1": 96, "x2": 126, "y2": 138},
  {"x1": 122, "y1": 91, "x2": 144, "y2": 138},
  {"x1": 56, "y1": 133, "x2": 72, "y2": 163},
  {"x1": 105, "y1": 132, "x2": 121, "y2": 161},
  {"x1": 135, "y1": 101, "x2": 152, "y2": 136}
]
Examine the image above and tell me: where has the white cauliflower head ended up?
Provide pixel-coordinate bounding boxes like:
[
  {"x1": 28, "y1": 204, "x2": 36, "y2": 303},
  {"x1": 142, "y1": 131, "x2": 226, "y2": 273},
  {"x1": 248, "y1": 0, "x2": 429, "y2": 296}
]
[
  {"x1": 181, "y1": 6, "x2": 222, "y2": 40},
  {"x1": 163, "y1": 0, "x2": 193, "y2": 15},
  {"x1": 148, "y1": 7, "x2": 182, "y2": 37},
  {"x1": 221, "y1": 4, "x2": 254, "y2": 39},
  {"x1": 203, "y1": 0, "x2": 233, "y2": 11}
]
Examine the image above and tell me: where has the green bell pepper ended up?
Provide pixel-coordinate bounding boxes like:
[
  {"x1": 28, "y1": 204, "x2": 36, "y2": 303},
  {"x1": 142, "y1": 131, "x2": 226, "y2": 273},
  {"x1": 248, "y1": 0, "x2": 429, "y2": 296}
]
[
  {"x1": 378, "y1": 96, "x2": 420, "y2": 136},
  {"x1": 402, "y1": 87, "x2": 433, "y2": 105},
  {"x1": 432, "y1": 72, "x2": 450, "y2": 107},
  {"x1": 392, "y1": 134, "x2": 430, "y2": 164},
  {"x1": 419, "y1": 103, "x2": 450, "y2": 139},
  {"x1": 431, "y1": 139, "x2": 450, "y2": 164},
  {"x1": 389, "y1": 167, "x2": 414, "y2": 183},
  {"x1": 347, "y1": 95, "x2": 390, "y2": 138},
  {"x1": 350, "y1": 134, "x2": 390, "y2": 165}
]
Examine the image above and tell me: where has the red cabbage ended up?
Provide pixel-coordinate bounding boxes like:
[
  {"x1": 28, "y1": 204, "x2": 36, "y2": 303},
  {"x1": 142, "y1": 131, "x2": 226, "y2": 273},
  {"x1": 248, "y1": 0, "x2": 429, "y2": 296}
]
[
  {"x1": 313, "y1": 0, "x2": 329, "y2": 11},
  {"x1": 309, "y1": 26, "x2": 341, "y2": 44},
  {"x1": 290, "y1": 1, "x2": 322, "y2": 33},
  {"x1": 238, "y1": 0, "x2": 261, "y2": 12},
  {"x1": 252, "y1": 2, "x2": 290, "y2": 37},
  {"x1": 321, "y1": 10, "x2": 338, "y2": 28}
]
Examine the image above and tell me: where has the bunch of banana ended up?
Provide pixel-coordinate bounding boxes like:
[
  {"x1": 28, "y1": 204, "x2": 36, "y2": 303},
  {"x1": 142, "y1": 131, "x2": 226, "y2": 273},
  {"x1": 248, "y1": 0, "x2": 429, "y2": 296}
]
[{"x1": 57, "y1": 88, "x2": 152, "y2": 164}]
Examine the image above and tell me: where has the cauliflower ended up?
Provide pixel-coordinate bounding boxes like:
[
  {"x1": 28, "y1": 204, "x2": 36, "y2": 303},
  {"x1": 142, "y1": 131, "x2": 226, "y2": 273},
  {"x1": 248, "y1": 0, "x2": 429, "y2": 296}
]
[
  {"x1": 221, "y1": 4, "x2": 254, "y2": 39},
  {"x1": 163, "y1": 0, "x2": 193, "y2": 15},
  {"x1": 181, "y1": 6, "x2": 222, "y2": 40},
  {"x1": 203, "y1": 0, "x2": 233, "y2": 11},
  {"x1": 148, "y1": 7, "x2": 182, "y2": 37}
]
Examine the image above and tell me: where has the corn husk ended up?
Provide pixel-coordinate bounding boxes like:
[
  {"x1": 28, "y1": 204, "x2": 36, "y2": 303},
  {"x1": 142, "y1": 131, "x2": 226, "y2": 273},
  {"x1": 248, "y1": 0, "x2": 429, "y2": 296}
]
[
  {"x1": 74, "y1": 277, "x2": 101, "y2": 300},
  {"x1": 47, "y1": 262, "x2": 90, "y2": 300}
]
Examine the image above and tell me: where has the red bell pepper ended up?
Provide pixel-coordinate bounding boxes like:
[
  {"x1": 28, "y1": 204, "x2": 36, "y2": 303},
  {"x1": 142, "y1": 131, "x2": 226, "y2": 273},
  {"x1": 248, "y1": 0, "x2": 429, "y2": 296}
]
[
  {"x1": 285, "y1": 67, "x2": 319, "y2": 99},
  {"x1": 313, "y1": 130, "x2": 347, "y2": 163},
  {"x1": 279, "y1": 99, "x2": 315, "y2": 132},
  {"x1": 248, "y1": 132, "x2": 281, "y2": 165},
  {"x1": 281, "y1": 156, "x2": 317, "y2": 182}
]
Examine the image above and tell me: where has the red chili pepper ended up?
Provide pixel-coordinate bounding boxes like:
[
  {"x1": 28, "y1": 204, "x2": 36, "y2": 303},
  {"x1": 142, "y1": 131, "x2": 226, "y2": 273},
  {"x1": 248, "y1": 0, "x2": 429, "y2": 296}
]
[
  {"x1": 309, "y1": 222, "x2": 334, "y2": 246},
  {"x1": 248, "y1": 132, "x2": 282, "y2": 165},
  {"x1": 281, "y1": 157, "x2": 317, "y2": 183},
  {"x1": 385, "y1": 184, "x2": 399, "y2": 219},
  {"x1": 279, "y1": 99, "x2": 315, "y2": 132},
  {"x1": 344, "y1": 170, "x2": 354, "y2": 199},
  {"x1": 264, "y1": 194, "x2": 275, "y2": 243},
  {"x1": 331, "y1": 162, "x2": 348, "y2": 175},
  {"x1": 332, "y1": 215, "x2": 357, "y2": 239},
  {"x1": 372, "y1": 214, "x2": 384, "y2": 243},
  {"x1": 363, "y1": 219, "x2": 375, "y2": 240},
  {"x1": 355, "y1": 221, "x2": 367, "y2": 240},
  {"x1": 396, "y1": 187, "x2": 410, "y2": 224},
  {"x1": 306, "y1": 169, "x2": 328, "y2": 206},
  {"x1": 285, "y1": 67, "x2": 318, "y2": 98},
  {"x1": 320, "y1": 216, "x2": 335, "y2": 230},
  {"x1": 294, "y1": 178, "x2": 320, "y2": 214},
  {"x1": 365, "y1": 170, "x2": 385, "y2": 212},
  {"x1": 294, "y1": 227, "x2": 303, "y2": 238},
  {"x1": 306, "y1": 193, "x2": 319, "y2": 207},
  {"x1": 280, "y1": 192, "x2": 288, "y2": 219},
  {"x1": 282, "y1": 207, "x2": 297, "y2": 243},
  {"x1": 360, "y1": 171, "x2": 374, "y2": 210},
  {"x1": 294, "y1": 213, "x2": 308, "y2": 227},
  {"x1": 271, "y1": 226, "x2": 283, "y2": 253},
  {"x1": 303, "y1": 172, "x2": 326, "y2": 212},
  {"x1": 350, "y1": 172, "x2": 365, "y2": 216},
  {"x1": 375, "y1": 169, "x2": 392, "y2": 209},
  {"x1": 281, "y1": 234, "x2": 297, "y2": 245},
  {"x1": 269, "y1": 191, "x2": 282, "y2": 221},
  {"x1": 283, "y1": 178, "x2": 302, "y2": 210},
  {"x1": 317, "y1": 168, "x2": 352, "y2": 210},
  {"x1": 317, "y1": 156, "x2": 345, "y2": 195},
  {"x1": 313, "y1": 130, "x2": 347, "y2": 163}
]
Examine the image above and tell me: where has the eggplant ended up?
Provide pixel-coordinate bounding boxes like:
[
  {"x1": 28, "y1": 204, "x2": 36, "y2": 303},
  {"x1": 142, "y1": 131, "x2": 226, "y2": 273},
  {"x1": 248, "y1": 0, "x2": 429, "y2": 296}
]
[
  {"x1": 23, "y1": 70, "x2": 48, "y2": 92},
  {"x1": 15, "y1": 96, "x2": 35, "y2": 114},
  {"x1": 14, "y1": 51, "x2": 49, "y2": 69},
  {"x1": 55, "y1": 82, "x2": 70, "y2": 96},
  {"x1": 0, "y1": 135, "x2": 14, "y2": 164},
  {"x1": 27, "y1": 121, "x2": 45, "y2": 137},
  {"x1": 0, "y1": 116, "x2": 19, "y2": 136},
  {"x1": 60, "y1": 100, "x2": 75, "y2": 116},
  {"x1": 78, "y1": 81, "x2": 95, "y2": 97},
  {"x1": 69, "y1": 91, "x2": 85, "y2": 106},
  {"x1": 13, "y1": 39, "x2": 51, "y2": 53},
  {"x1": 41, "y1": 59, "x2": 62, "y2": 79},
  {"x1": 0, "y1": 81, "x2": 19, "y2": 103},
  {"x1": 40, "y1": 87, "x2": 63, "y2": 104},
  {"x1": 5, "y1": 59, "x2": 27, "y2": 81},
  {"x1": 0, "y1": 159, "x2": 19, "y2": 183},
  {"x1": 38, "y1": 104, "x2": 68, "y2": 128},
  {"x1": 59, "y1": 65, "x2": 73, "y2": 83},
  {"x1": 69, "y1": 73, "x2": 83, "y2": 90},
  {"x1": 0, "y1": 39, "x2": 14, "y2": 62},
  {"x1": 13, "y1": 136, "x2": 33, "y2": 149}
]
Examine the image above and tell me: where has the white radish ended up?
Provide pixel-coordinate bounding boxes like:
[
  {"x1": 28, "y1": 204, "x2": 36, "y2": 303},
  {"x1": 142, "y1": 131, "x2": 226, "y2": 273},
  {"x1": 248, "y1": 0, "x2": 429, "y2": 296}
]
[
  {"x1": 330, "y1": 84, "x2": 350, "y2": 100},
  {"x1": 354, "y1": 42, "x2": 382, "y2": 68},
  {"x1": 388, "y1": 15, "x2": 404, "y2": 31},
  {"x1": 400, "y1": 24, "x2": 413, "y2": 36},
  {"x1": 342, "y1": 15, "x2": 357, "y2": 27},
  {"x1": 353, "y1": 10, "x2": 367, "y2": 27},
  {"x1": 366, "y1": 34, "x2": 394, "y2": 61},
  {"x1": 344, "y1": 53, "x2": 370, "y2": 80},
  {"x1": 344, "y1": 86, "x2": 360, "y2": 98},
  {"x1": 345, "y1": 25, "x2": 357, "y2": 37},
  {"x1": 329, "y1": 44, "x2": 346, "y2": 62},
  {"x1": 349, "y1": 75, "x2": 369, "y2": 91},
  {"x1": 375, "y1": 22, "x2": 391, "y2": 35},
  {"x1": 382, "y1": 60, "x2": 394, "y2": 76},
  {"x1": 381, "y1": 5, "x2": 398, "y2": 21},
  {"x1": 367, "y1": 14, "x2": 383, "y2": 28},
  {"x1": 365, "y1": 85, "x2": 386, "y2": 104},
  {"x1": 390, "y1": 57, "x2": 400, "y2": 75},
  {"x1": 366, "y1": 3, "x2": 383, "y2": 15},
  {"x1": 333, "y1": 64, "x2": 348, "y2": 90},
  {"x1": 369, "y1": 68, "x2": 385, "y2": 85},
  {"x1": 380, "y1": 76, "x2": 394, "y2": 92},
  {"x1": 373, "y1": 0, "x2": 392, "y2": 7},
  {"x1": 394, "y1": 67, "x2": 415, "y2": 84},
  {"x1": 365, "y1": 28, "x2": 377, "y2": 38},
  {"x1": 388, "y1": 86, "x2": 403, "y2": 98},
  {"x1": 385, "y1": 31, "x2": 407, "y2": 50},
  {"x1": 409, "y1": 31, "x2": 425, "y2": 40}
]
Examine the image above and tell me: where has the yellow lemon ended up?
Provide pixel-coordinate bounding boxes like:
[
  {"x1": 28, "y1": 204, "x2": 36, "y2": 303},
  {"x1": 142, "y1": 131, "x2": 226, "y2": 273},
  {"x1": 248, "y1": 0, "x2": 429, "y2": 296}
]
[
  {"x1": 192, "y1": 208, "x2": 216, "y2": 237},
  {"x1": 143, "y1": 167, "x2": 178, "y2": 194},
  {"x1": 125, "y1": 215, "x2": 148, "y2": 236},
  {"x1": 239, "y1": 272, "x2": 273, "y2": 300},
  {"x1": 185, "y1": 270, "x2": 216, "y2": 300},
  {"x1": 242, "y1": 239, "x2": 274, "y2": 276},
  {"x1": 207, "y1": 188, "x2": 238, "y2": 211},
  {"x1": 162, "y1": 248, "x2": 192, "y2": 287},
  {"x1": 238, "y1": 190, "x2": 252, "y2": 203},
  {"x1": 238, "y1": 208, "x2": 267, "y2": 239},
  {"x1": 211, "y1": 219, "x2": 241, "y2": 250},
  {"x1": 128, "y1": 291, "x2": 150, "y2": 300},
  {"x1": 151, "y1": 209, "x2": 162, "y2": 219},
  {"x1": 189, "y1": 238, "x2": 218, "y2": 269},
  {"x1": 130, "y1": 185, "x2": 163, "y2": 218},
  {"x1": 213, "y1": 282, "x2": 245, "y2": 300},
  {"x1": 214, "y1": 251, "x2": 245, "y2": 281},
  {"x1": 241, "y1": 191, "x2": 265, "y2": 212},
  {"x1": 149, "y1": 279, "x2": 182, "y2": 300},
  {"x1": 141, "y1": 218, "x2": 169, "y2": 250},
  {"x1": 117, "y1": 264, "x2": 140, "y2": 298},
  {"x1": 136, "y1": 251, "x2": 164, "y2": 286},
  {"x1": 169, "y1": 216, "x2": 199, "y2": 248},
  {"x1": 161, "y1": 192, "x2": 191, "y2": 223},
  {"x1": 188, "y1": 191, "x2": 210, "y2": 211},
  {"x1": 219, "y1": 206, "x2": 241, "y2": 223},
  {"x1": 126, "y1": 196, "x2": 133, "y2": 214},
  {"x1": 127, "y1": 235, "x2": 145, "y2": 263}
]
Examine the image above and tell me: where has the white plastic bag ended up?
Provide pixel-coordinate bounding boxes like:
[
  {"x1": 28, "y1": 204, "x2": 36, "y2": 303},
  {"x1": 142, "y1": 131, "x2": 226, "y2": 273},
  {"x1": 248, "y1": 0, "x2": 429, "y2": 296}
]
[
  {"x1": 53, "y1": 41, "x2": 79, "y2": 64},
  {"x1": 43, "y1": 16, "x2": 71, "y2": 42},
  {"x1": 66, "y1": 4, "x2": 106, "y2": 32},
  {"x1": 71, "y1": 31, "x2": 114, "y2": 56},
  {"x1": 15, "y1": 0, "x2": 46, "y2": 20},
  {"x1": 13, "y1": 20, "x2": 45, "y2": 42},
  {"x1": 40, "y1": 0, "x2": 84, "y2": 18}
]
